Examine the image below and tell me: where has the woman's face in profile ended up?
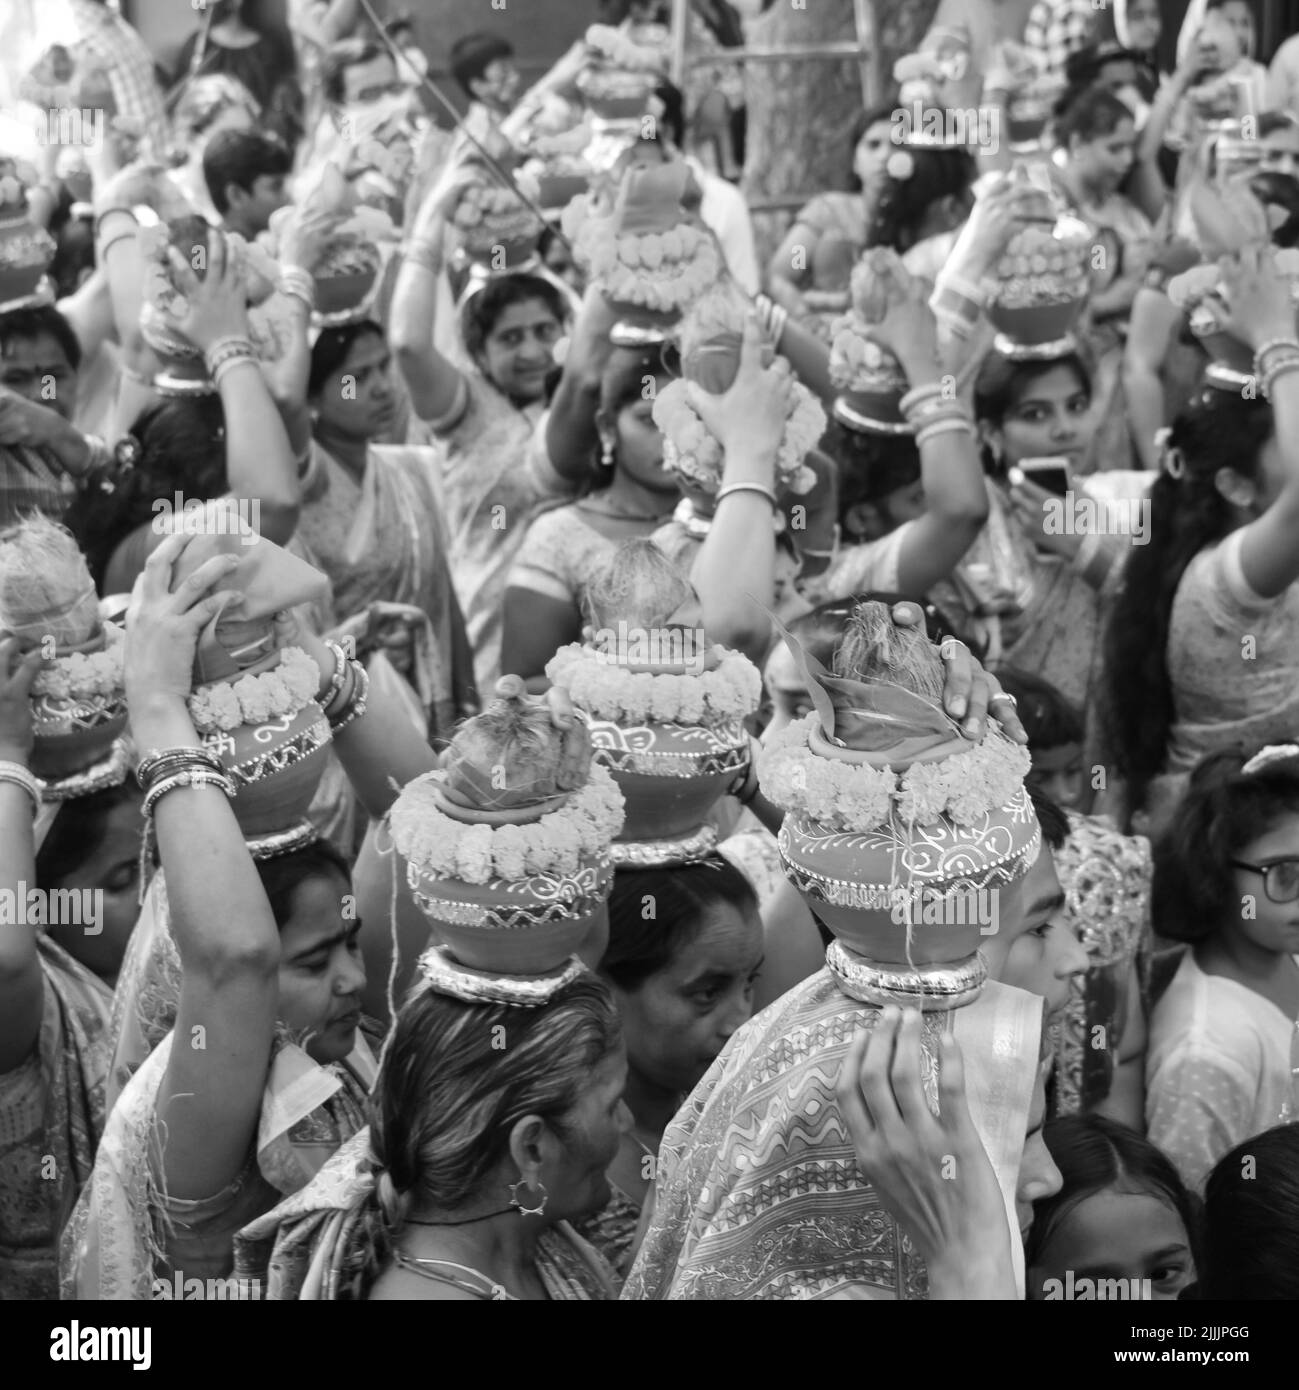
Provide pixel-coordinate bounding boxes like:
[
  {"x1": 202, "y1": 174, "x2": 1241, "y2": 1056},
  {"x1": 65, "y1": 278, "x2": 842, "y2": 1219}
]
[{"x1": 853, "y1": 120, "x2": 894, "y2": 195}]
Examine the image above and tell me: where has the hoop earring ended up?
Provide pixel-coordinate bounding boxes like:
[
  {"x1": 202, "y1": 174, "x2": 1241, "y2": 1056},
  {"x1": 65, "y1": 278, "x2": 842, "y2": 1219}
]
[
  {"x1": 600, "y1": 439, "x2": 616, "y2": 469},
  {"x1": 508, "y1": 1178, "x2": 548, "y2": 1217}
]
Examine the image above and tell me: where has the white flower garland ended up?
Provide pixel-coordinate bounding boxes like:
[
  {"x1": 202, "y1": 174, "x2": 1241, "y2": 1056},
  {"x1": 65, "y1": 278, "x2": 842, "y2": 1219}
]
[
  {"x1": 651, "y1": 376, "x2": 823, "y2": 496},
  {"x1": 391, "y1": 761, "x2": 625, "y2": 885},
  {"x1": 451, "y1": 182, "x2": 545, "y2": 255},
  {"x1": 561, "y1": 194, "x2": 721, "y2": 313},
  {"x1": 584, "y1": 24, "x2": 670, "y2": 73},
  {"x1": 828, "y1": 314, "x2": 908, "y2": 392},
  {"x1": 33, "y1": 623, "x2": 124, "y2": 702},
  {"x1": 187, "y1": 646, "x2": 320, "y2": 734},
  {"x1": 760, "y1": 713, "x2": 1031, "y2": 831},
  {"x1": 545, "y1": 643, "x2": 761, "y2": 726}
]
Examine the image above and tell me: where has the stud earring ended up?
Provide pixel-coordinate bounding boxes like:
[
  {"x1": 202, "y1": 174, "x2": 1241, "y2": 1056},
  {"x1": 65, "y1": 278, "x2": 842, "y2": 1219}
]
[{"x1": 508, "y1": 1178, "x2": 548, "y2": 1217}]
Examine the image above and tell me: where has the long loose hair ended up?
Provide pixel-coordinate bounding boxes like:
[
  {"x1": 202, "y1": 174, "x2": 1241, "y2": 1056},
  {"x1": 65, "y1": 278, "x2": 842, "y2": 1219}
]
[{"x1": 1101, "y1": 389, "x2": 1274, "y2": 809}]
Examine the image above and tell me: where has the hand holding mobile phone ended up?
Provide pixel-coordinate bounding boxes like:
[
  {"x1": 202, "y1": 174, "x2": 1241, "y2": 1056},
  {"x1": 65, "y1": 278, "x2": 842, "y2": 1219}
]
[{"x1": 1016, "y1": 456, "x2": 1072, "y2": 497}]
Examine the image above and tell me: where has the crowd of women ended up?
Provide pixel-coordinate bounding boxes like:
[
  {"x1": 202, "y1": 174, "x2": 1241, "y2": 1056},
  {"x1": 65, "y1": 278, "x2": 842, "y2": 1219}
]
[{"x1": 1, "y1": 0, "x2": 1299, "y2": 1303}]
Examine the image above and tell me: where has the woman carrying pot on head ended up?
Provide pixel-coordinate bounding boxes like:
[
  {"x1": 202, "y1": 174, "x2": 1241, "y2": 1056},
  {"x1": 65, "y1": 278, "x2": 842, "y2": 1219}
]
[
  {"x1": 1104, "y1": 244, "x2": 1299, "y2": 834},
  {"x1": 389, "y1": 173, "x2": 591, "y2": 699}
]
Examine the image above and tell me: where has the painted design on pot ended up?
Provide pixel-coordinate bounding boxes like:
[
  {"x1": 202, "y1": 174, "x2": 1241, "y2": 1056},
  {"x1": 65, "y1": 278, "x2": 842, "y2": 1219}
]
[{"x1": 761, "y1": 602, "x2": 1041, "y2": 1010}]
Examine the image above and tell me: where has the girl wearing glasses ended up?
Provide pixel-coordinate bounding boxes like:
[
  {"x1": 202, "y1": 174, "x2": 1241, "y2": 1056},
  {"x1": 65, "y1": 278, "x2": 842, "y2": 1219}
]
[{"x1": 1145, "y1": 744, "x2": 1299, "y2": 1190}]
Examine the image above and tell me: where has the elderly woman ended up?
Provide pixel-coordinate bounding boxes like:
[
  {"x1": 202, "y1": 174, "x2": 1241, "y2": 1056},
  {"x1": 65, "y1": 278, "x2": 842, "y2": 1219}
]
[{"x1": 235, "y1": 973, "x2": 628, "y2": 1300}]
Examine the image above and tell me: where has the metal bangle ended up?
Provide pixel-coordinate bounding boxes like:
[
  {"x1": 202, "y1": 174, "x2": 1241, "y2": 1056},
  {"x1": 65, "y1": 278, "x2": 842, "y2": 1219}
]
[
  {"x1": 142, "y1": 768, "x2": 236, "y2": 818},
  {"x1": 715, "y1": 481, "x2": 777, "y2": 510},
  {"x1": 915, "y1": 418, "x2": 974, "y2": 447},
  {"x1": 1253, "y1": 337, "x2": 1299, "y2": 372},
  {"x1": 93, "y1": 206, "x2": 138, "y2": 238},
  {"x1": 321, "y1": 640, "x2": 350, "y2": 708},
  {"x1": 327, "y1": 659, "x2": 370, "y2": 733},
  {"x1": 212, "y1": 355, "x2": 259, "y2": 389},
  {"x1": 136, "y1": 745, "x2": 224, "y2": 790},
  {"x1": 0, "y1": 761, "x2": 46, "y2": 816}
]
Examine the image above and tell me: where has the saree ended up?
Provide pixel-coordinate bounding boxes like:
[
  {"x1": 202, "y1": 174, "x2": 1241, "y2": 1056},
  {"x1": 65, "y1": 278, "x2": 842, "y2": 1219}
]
[
  {"x1": 931, "y1": 482, "x2": 1117, "y2": 778},
  {"x1": 61, "y1": 1023, "x2": 375, "y2": 1300},
  {"x1": 234, "y1": 1128, "x2": 619, "y2": 1301},
  {"x1": 0, "y1": 936, "x2": 112, "y2": 1299},
  {"x1": 621, "y1": 974, "x2": 1041, "y2": 1300},
  {"x1": 297, "y1": 442, "x2": 462, "y2": 736}
]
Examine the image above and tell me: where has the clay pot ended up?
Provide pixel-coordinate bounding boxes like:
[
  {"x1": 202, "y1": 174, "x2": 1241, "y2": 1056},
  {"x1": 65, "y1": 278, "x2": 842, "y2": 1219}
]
[
  {"x1": 833, "y1": 385, "x2": 909, "y2": 433},
  {"x1": 31, "y1": 700, "x2": 127, "y2": 780},
  {"x1": 402, "y1": 851, "x2": 614, "y2": 975},
  {"x1": 578, "y1": 67, "x2": 657, "y2": 122},
  {"x1": 589, "y1": 716, "x2": 748, "y2": 844},
  {"x1": 29, "y1": 631, "x2": 128, "y2": 780},
  {"x1": 0, "y1": 213, "x2": 55, "y2": 309},
  {"x1": 202, "y1": 700, "x2": 331, "y2": 838},
  {"x1": 314, "y1": 268, "x2": 379, "y2": 318},
  {"x1": 986, "y1": 297, "x2": 1087, "y2": 346},
  {"x1": 778, "y1": 779, "x2": 1041, "y2": 967}
]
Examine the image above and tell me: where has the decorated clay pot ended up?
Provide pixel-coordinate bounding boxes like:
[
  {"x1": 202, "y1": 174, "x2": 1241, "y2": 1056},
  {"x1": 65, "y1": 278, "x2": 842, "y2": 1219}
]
[
  {"x1": 774, "y1": 724, "x2": 1040, "y2": 966},
  {"x1": 0, "y1": 213, "x2": 56, "y2": 310},
  {"x1": 578, "y1": 67, "x2": 658, "y2": 122},
  {"x1": 29, "y1": 631, "x2": 128, "y2": 781},
  {"x1": 140, "y1": 304, "x2": 212, "y2": 394},
  {"x1": 778, "y1": 792, "x2": 1039, "y2": 965},
  {"x1": 589, "y1": 717, "x2": 749, "y2": 844},
  {"x1": 1006, "y1": 95, "x2": 1054, "y2": 150},
  {"x1": 314, "y1": 267, "x2": 379, "y2": 318},
  {"x1": 201, "y1": 700, "x2": 331, "y2": 838},
  {"x1": 989, "y1": 212, "x2": 1092, "y2": 347},
  {"x1": 833, "y1": 385, "x2": 909, "y2": 433},
  {"x1": 402, "y1": 850, "x2": 613, "y2": 975}
]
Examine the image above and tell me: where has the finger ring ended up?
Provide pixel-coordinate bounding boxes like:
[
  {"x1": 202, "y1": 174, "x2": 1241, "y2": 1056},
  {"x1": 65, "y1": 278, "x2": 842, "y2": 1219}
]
[{"x1": 990, "y1": 692, "x2": 1018, "y2": 709}]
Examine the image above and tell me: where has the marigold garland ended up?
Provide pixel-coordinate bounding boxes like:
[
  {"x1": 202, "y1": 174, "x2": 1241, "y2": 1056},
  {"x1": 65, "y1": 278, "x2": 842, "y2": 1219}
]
[
  {"x1": 760, "y1": 713, "x2": 1032, "y2": 831},
  {"x1": 450, "y1": 181, "x2": 545, "y2": 255},
  {"x1": 651, "y1": 376, "x2": 822, "y2": 495},
  {"x1": 390, "y1": 761, "x2": 625, "y2": 885},
  {"x1": 560, "y1": 194, "x2": 721, "y2": 313},
  {"x1": 33, "y1": 623, "x2": 125, "y2": 702},
  {"x1": 828, "y1": 315, "x2": 908, "y2": 392},
  {"x1": 545, "y1": 643, "x2": 761, "y2": 725},
  {"x1": 187, "y1": 646, "x2": 320, "y2": 734}
]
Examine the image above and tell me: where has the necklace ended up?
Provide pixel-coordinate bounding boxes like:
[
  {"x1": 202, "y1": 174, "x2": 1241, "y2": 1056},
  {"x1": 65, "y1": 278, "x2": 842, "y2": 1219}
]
[
  {"x1": 405, "y1": 1205, "x2": 515, "y2": 1227},
  {"x1": 390, "y1": 1251, "x2": 517, "y2": 1301}
]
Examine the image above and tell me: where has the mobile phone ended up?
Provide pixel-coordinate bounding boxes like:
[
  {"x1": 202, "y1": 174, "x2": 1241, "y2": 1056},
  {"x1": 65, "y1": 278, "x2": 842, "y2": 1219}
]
[{"x1": 1017, "y1": 457, "x2": 1072, "y2": 497}]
